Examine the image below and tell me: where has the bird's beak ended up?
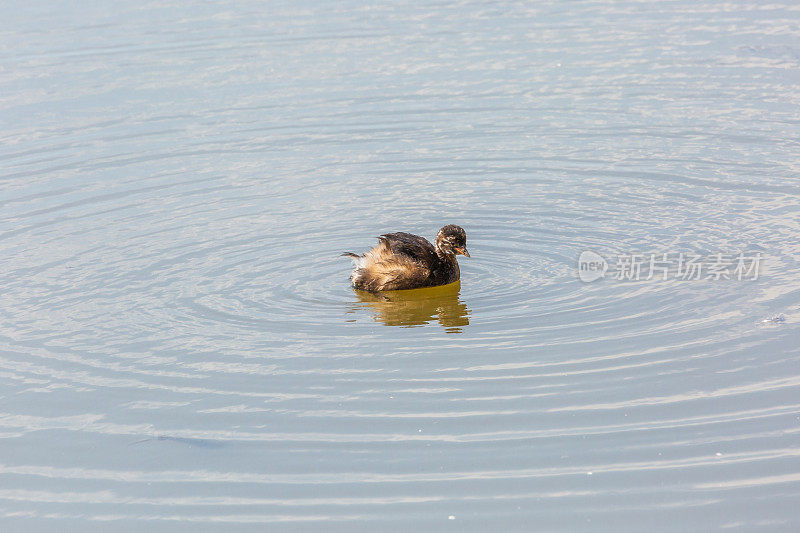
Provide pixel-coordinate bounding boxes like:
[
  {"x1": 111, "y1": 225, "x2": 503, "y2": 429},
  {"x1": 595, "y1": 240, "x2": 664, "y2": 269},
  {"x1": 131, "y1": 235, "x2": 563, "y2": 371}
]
[{"x1": 455, "y1": 247, "x2": 470, "y2": 258}]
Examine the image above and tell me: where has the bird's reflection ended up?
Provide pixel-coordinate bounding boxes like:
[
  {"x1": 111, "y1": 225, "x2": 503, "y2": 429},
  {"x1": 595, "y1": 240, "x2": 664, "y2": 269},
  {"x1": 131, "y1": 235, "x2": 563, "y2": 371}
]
[{"x1": 350, "y1": 281, "x2": 470, "y2": 332}]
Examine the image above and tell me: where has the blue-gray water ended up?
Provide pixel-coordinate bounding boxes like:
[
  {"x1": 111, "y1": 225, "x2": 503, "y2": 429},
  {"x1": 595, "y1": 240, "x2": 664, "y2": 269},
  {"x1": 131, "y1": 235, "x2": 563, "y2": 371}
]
[{"x1": 2, "y1": 1, "x2": 799, "y2": 531}]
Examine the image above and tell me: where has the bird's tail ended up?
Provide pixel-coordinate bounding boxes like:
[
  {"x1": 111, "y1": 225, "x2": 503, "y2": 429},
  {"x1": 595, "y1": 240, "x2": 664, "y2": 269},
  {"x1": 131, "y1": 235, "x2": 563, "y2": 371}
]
[{"x1": 341, "y1": 252, "x2": 360, "y2": 259}]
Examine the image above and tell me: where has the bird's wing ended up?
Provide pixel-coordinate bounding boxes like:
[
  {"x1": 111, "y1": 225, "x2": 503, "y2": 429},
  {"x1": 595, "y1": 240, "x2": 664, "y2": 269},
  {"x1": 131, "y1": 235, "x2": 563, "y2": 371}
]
[{"x1": 378, "y1": 232, "x2": 438, "y2": 265}]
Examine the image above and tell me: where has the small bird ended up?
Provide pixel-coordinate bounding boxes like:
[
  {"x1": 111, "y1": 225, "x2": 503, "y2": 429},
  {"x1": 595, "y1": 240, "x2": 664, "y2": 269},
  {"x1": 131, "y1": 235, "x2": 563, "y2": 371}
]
[{"x1": 343, "y1": 225, "x2": 470, "y2": 291}]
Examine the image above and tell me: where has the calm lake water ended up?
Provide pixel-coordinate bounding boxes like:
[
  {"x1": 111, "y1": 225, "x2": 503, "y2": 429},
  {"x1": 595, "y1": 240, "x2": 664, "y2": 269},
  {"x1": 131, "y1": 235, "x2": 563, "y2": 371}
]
[{"x1": 2, "y1": 1, "x2": 799, "y2": 531}]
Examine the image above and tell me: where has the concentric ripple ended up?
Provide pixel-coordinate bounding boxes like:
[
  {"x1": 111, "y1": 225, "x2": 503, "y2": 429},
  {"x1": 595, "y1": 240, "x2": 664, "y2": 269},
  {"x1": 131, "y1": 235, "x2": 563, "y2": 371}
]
[{"x1": 2, "y1": 0, "x2": 800, "y2": 531}]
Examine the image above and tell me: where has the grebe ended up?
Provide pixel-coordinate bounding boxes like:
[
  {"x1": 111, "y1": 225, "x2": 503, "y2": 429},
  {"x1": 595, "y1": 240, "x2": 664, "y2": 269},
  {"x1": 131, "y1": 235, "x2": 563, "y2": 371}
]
[{"x1": 343, "y1": 225, "x2": 469, "y2": 291}]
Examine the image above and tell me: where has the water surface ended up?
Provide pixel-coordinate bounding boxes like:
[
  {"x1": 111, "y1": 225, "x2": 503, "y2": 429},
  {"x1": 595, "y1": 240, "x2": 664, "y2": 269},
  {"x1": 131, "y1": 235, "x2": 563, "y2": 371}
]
[{"x1": 2, "y1": 0, "x2": 800, "y2": 531}]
